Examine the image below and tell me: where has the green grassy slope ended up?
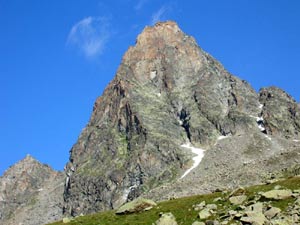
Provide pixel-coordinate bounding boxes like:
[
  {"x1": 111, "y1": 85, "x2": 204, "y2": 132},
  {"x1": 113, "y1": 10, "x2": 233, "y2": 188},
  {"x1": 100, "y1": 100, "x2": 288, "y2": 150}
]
[{"x1": 49, "y1": 176, "x2": 300, "y2": 225}]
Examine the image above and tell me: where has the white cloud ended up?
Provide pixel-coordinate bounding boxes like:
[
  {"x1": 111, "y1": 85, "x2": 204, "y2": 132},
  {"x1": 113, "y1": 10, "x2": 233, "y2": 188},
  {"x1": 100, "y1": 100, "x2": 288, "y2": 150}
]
[
  {"x1": 151, "y1": 5, "x2": 170, "y2": 25},
  {"x1": 134, "y1": 0, "x2": 148, "y2": 11},
  {"x1": 67, "y1": 17, "x2": 111, "y2": 58}
]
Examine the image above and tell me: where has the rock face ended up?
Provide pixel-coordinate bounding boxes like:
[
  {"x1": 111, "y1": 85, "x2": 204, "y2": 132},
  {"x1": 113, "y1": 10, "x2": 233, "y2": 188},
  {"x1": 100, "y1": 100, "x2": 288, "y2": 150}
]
[
  {"x1": 259, "y1": 86, "x2": 300, "y2": 138},
  {"x1": 115, "y1": 198, "x2": 157, "y2": 214},
  {"x1": 0, "y1": 155, "x2": 65, "y2": 225},
  {"x1": 63, "y1": 21, "x2": 300, "y2": 216}
]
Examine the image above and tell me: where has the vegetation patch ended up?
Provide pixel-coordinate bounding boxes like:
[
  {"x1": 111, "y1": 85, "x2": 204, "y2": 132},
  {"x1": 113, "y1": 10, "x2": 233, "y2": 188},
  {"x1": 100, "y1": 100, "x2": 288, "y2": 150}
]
[{"x1": 49, "y1": 176, "x2": 300, "y2": 225}]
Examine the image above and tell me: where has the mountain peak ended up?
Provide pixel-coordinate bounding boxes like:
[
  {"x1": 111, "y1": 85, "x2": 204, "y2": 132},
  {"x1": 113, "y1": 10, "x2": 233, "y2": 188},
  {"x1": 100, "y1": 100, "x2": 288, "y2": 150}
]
[
  {"x1": 121, "y1": 21, "x2": 201, "y2": 82},
  {"x1": 64, "y1": 21, "x2": 300, "y2": 218},
  {"x1": 14, "y1": 154, "x2": 41, "y2": 170},
  {"x1": 0, "y1": 154, "x2": 65, "y2": 225},
  {"x1": 135, "y1": 20, "x2": 185, "y2": 47},
  {"x1": 23, "y1": 153, "x2": 37, "y2": 162}
]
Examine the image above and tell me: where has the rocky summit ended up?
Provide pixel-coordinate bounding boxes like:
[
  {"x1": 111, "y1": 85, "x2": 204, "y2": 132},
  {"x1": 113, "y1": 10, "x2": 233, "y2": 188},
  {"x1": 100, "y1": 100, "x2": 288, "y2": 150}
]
[
  {"x1": 0, "y1": 155, "x2": 65, "y2": 225},
  {"x1": 1, "y1": 21, "x2": 300, "y2": 224}
]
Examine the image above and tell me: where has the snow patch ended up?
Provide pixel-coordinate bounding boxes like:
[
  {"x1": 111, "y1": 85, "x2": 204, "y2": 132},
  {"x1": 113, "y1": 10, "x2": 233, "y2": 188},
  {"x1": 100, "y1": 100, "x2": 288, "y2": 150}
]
[
  {"x1": 293, "y1": 140, "x2": 300, "y2": 142},
  {"x1": 150, "y1": 71, "x2": 157, "y2": 79},
  {"x1": 177, "y1": 119, "x2": 183, "y2": 126},
  {"x1": 250, "y1": 115, "x2": 266, "y2": 132},
  {"x1": 122, "y1": 185, "x2": 137, "y2": 201},
  {"x1": 265, "y1": 135, "x2": 272, "y2": 141},
  {"x1": 217, "y1": 135, "x2": 229, "y2": 141},
  {"x1": 258, "y1": 124, "x2": 266, "y2": 132},
  {"x1": 38, "y1": 188, "x2": 44, "y2": 192},
  {"x1": 65, "y1": 176, "x2": 70, "y2": 188},
  {"x1": 259, "y1": 104, "x2": 264, "y2": 109},
  {"x1": 180, "y1": 143, "x2": 205, "y2": 179},
  {"x1": 157, "y1": 93, "x2": 161, "y2": 97}
]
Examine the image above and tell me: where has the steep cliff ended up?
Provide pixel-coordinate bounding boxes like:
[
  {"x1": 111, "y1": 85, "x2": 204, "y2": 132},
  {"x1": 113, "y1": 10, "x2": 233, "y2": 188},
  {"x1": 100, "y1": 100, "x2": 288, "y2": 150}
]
[{"x1": 63, "y1": 21, "x2": 300, "y2": 216}]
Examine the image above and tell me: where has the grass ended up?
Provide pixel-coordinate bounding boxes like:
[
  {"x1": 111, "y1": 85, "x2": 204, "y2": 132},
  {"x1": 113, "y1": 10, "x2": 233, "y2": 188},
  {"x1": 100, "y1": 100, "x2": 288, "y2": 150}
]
[{"x1": 49, "y1": 176, "x2": 300, "y2": 225}]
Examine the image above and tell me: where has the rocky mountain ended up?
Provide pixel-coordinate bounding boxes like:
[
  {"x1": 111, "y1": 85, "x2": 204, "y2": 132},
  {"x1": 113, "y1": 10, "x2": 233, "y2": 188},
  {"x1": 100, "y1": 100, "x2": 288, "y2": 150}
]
[
  {"x1": 63, "y1": 21, "x2": 300, "y2": 217},
  {"x1": 0, "y1": 155, "x2": 65, "y2": 225},
  {"x1": 1, "y1": 21, "x2": 300, "y2": 224}
]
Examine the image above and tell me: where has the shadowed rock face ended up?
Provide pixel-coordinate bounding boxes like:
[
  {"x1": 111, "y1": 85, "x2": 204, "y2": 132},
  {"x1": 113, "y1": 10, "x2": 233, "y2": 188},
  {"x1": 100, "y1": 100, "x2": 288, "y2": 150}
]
[
  {"x1": 0, "y1": 155, "x2": 65, "y2": 225},
  {"x1": 260, "y1": 86, "x2": 300, "y2": 138},
  {"x1": 63, "y1": 21, "x2": 300, "y2": 216}
]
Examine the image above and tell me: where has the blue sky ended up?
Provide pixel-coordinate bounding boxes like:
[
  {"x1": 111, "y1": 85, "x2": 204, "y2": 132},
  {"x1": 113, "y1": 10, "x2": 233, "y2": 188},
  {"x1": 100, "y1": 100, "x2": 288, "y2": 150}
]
[{"x1": 1, "y1": 0, "x2": 300, "y2": 175}]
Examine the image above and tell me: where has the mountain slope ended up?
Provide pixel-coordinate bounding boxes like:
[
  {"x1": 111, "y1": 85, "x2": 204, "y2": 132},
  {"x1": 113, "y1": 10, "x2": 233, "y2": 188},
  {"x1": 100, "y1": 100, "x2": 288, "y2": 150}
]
[
  {"x1": 63, "y1": 21, "x2": 300, "y2": 217},
  {"x1": 51, "y1": 176, "x2": 300, "y2": 225},
  {"x1": 0, "y1": 155, "x2": 65, "y2": 225}
]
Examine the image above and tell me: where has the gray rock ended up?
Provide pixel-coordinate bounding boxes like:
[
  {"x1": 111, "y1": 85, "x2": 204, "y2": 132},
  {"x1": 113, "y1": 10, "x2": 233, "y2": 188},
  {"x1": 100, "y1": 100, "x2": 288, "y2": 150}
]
[
  {"x1": 116, "y1": 198, "x2": 157, "y2": 214},
  {"x1": 206, "y1": 204, "x2": 217, "y2": 210},
  {"x1": 154, "y1": 212, "x2": 178, "y2": 225},
  {"x1": 264, "y1": 206, "x2": 281, "y2": 219},
  {"x1": 194, "y1": 201, "x2": 206, "y2": 211},
  {"x1": 229, "y1": 187, "x2": 246, "y2": 197},
  {"x1": 228, "y1": 210, "x2": 237, "y2": 215},
  {"x1": 199, "y1": 208, "x2": 211, "y2": 220},
  {"x1": 229, "y1": 195, "x2": 247, "y2": 205},
  {"x1": 240, "y1": 211, "x2": 267, "y2": 225},
  {"x1": 62, "y1": 217, "x2": 72, "y2": 223},
  {"x1": 246, "y1": 202, "x2": 264, "y2": 213},
  {"x1": 262, "y1": 189, "x2": 293, "y2": 200}
]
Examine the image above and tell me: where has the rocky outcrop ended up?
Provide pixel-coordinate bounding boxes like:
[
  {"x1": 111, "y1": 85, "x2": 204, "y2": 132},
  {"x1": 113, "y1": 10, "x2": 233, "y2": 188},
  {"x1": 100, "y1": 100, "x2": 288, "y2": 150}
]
[
  {"x1": 0, "y1": 155, "x2": 65, "y2": 225},
  {"x1": 115, "y1": 198, "x2": 157, "y2": 214},
  {"x1": 259, "y1": 86, "x2": 300, "y2": 138},
  {"x1": 63, "y1": 21, "x2": 300, "y2": 216}
]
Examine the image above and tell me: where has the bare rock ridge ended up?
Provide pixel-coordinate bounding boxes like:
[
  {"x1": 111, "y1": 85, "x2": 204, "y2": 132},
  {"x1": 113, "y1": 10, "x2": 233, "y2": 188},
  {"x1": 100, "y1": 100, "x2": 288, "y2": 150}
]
[
  {"x1": 63, "y1": 21, "x2": 300, "y2": 216},
  {"x1": 0, "y1": 155, "x2": 65, "y2": 225}
]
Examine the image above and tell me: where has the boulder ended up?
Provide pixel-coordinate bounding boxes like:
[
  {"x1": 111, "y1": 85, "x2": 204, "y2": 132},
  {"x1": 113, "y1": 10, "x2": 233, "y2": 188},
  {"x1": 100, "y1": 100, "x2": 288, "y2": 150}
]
[
  {"x1": 264, "y1": 206, "x2": 281, "y2": 219},
  {"x1": 229, "y1": 187, "x2": 246, "y2": 197},
  {"x1": 206, "y1": 204, "x2": 217, "y2": 210},
  {"x1": 199, "y1": 208, "x2": 211, "y2": 220},
  {"x1": 262, "y1": 189, "x2": 293, "y2": 200},
  {"x1": 154, "y1": 212, "x2": 178, "y2": 225},
  {"x1": 194, "y1": 201, "x2": 206, "y2": 211},
  {"x1": 116, "y1": 198, "x2": 157, "y2": 214},
  {"x1": 246, "y1": 202, "x2": 263, "y2": 213},
  {"x1": 240, "y1": 211, "x2": 267, "y2": 225},
  {"x1": 62, "y1": 217, "x2": 72, "y2": 223},
  {"x1": 229, "y1": 195, "x2": 247, "y2": 205}
]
